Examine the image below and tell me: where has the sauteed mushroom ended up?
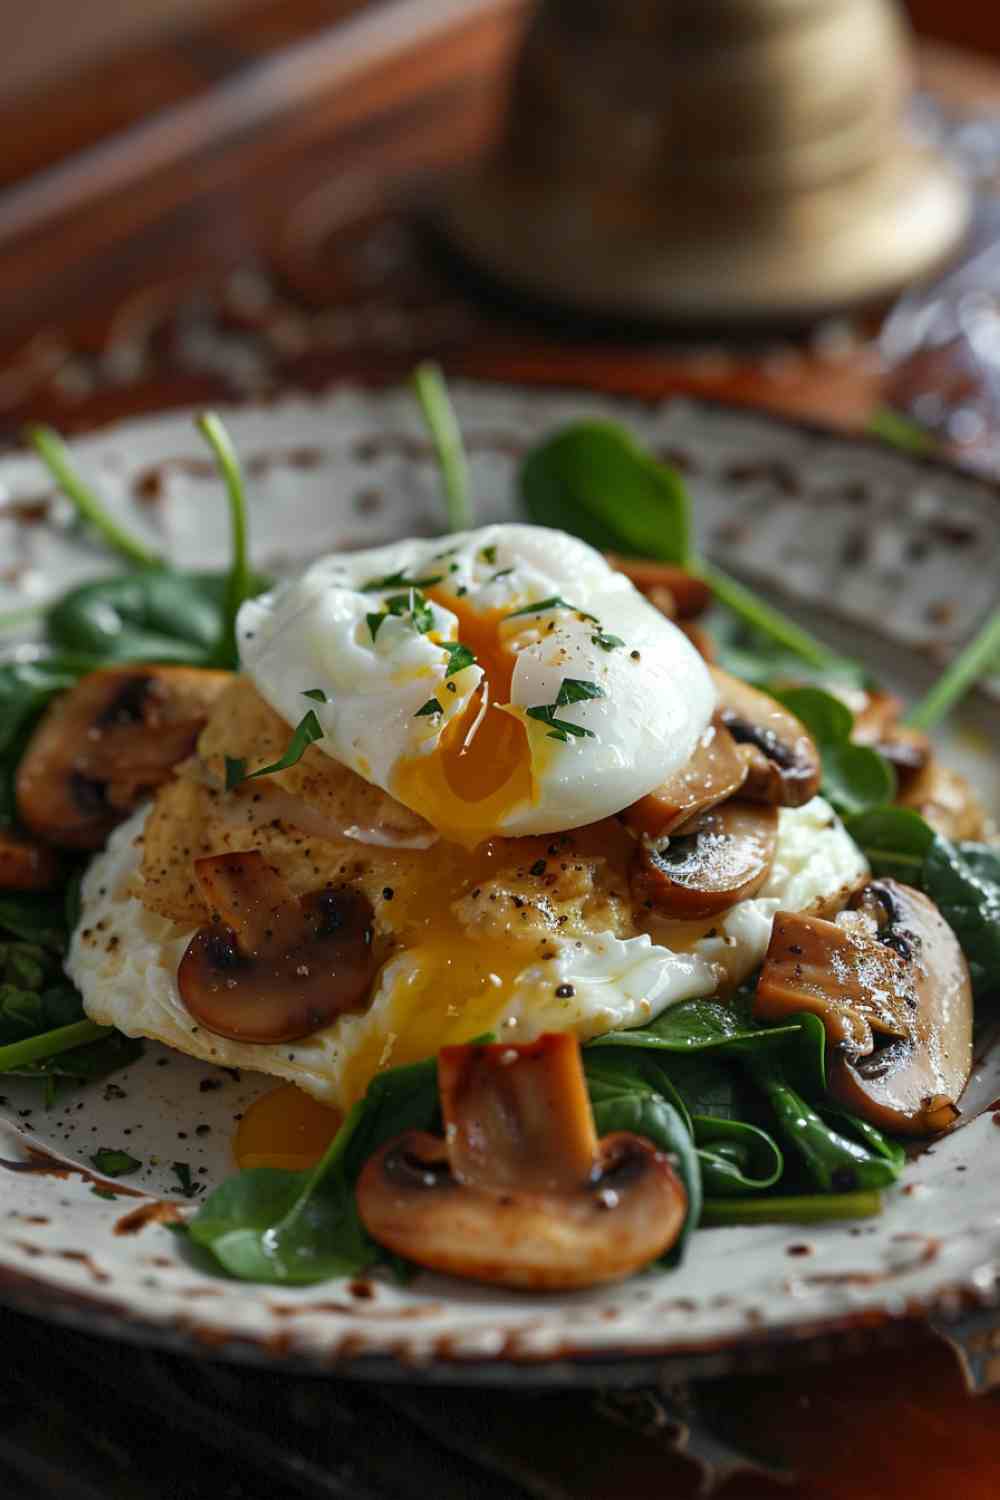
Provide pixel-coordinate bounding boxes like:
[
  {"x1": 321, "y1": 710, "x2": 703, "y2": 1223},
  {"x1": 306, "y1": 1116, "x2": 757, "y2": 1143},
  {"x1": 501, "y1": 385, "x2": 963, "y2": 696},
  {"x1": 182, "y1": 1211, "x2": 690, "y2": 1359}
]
[
  {"x1": 710, "y1": 668, "x2": 821, "y2": 807},
  {"x1": 16, "y1": 666, "x2": 229, "y2": 849},
  {"x1": 755, "y1": 879, "x2": 973, "y2": 1135},
  {"x1": 896, "y1": 760, "x2": 989, "y2": 842},
  {"x1": 605, "y1": 555, "x2": 712, "y2": 620},
  {"x1": 624, "y1": 720, "x2": 747, "y2": 839},
  {"x1": 0, "y1": 829, "x2": 60, "y2": 890},
  {"x1": 850, "y1": 691, "x2": 930, "y2": 787},
  {"x1": 356, "y1": 1032, "x2": 687, "y2": 1290},
  {"x1": 177, "y1": 851, "x2": 376, "y2": 1043},
  {"x1": 633, "y1": 801, "x2": 778, "y2": 920}
]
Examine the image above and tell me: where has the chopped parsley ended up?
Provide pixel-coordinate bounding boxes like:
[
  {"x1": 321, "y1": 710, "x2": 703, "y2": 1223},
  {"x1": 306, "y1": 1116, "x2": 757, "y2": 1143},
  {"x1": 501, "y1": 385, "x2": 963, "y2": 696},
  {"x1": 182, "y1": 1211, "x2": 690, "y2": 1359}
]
[
  {"x1": 362, "y1": 570, "x2": 443, "y2": 592},
  {"x1": 302, "y1": 687, "x2": 328, "y2": 702},
  {"x1": 490, "y1": 567, "x2": 515, "y2": 582},
  {"x1": 525, "y1": 677, "x2": 603, "y2": 742},
  {"x1": 368, "y1": 589, "x2": 434, "y2": 641},
  {"x1": 504, "y1": 595, "x2": 599, "y2": 623},
  {"x1": 479, "y1": 544, "x2": 497, "y2": 565},
  {"x1": 592, "y1": 630, "x2": 625, "y2": 652},
  {"x1": 525, "y1": 705, "x2": 596, "y2": 743},
  {"x1": 92, "y1": 1147, "x2": 142, "y2": 1178},
  {"x1": 225, "y1": 709, "x2": 324, "y2": 791},
  {"x1": 440, "y1": 641, "x2": 476, "y2": 676},
  {"x1": 415, "y1": 698, "x2": 443, "y2": 718},
  {"x1": 555, "y1": 678, "x2": 604, "y2": 707}
]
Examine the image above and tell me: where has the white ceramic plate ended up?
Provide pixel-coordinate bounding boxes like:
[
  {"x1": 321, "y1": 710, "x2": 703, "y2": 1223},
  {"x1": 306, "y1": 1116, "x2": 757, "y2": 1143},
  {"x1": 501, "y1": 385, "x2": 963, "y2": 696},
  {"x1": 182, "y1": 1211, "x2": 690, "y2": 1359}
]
[{"x1": 1, "y1": 382, "x2": 999, "y2": 1381}]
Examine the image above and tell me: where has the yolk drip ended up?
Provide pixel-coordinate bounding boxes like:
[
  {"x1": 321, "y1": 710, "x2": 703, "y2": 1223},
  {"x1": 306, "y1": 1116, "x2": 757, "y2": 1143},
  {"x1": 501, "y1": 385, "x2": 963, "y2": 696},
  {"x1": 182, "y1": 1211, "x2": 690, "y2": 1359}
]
[
  {"x1": 393, "y1": 595, "x2": 533, "y2": 847},
  {"x1": 332, "y1": 816, "x2": 637, "y2": 1107},
  {"x1": 234, "y1": 1083, "x2": 342, "y2": 1170}
]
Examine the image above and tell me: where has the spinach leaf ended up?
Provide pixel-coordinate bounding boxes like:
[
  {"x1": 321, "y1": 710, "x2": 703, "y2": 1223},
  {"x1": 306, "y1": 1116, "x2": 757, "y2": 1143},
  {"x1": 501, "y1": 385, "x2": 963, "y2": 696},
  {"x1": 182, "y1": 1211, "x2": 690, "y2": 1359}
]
[
  {"x1": 922, "y1": 837, "x2": 1000, "y2": 1000},
  {"x1": 585, "y1": 1053, "x2": 702, "y2": 1261},
  {"x1": 693, "y1": 1117, "x2": 783, "y2": 1196},
  {"x1": 846, "y1": 805, "x2": 934, "y2": 882},
  {"x1": 10, "y1": 1028, "x2": 143, "y2": 1082},
  {"x1": 849, "y1": 807, "x2": 1000, "y2": 999},
  {"x1": 520, "y1": 420, "x2": 854, "y2": 675},
  {"x1": 46, "y1": 571, "x2": 238, "y2": 665},
  {"x1": 189, "y1": 1058, "x2": 440, "y2": 1285},
  {"x1": 0, "y1": 890, "x2": 69, "y2": 950},
  {"x1": 745, "y1": 1055, "x2": 903, "y2": 1193},
  {"x1": 521, "y1": 421, "x2": 692, "y2": 564},
  {"x1": 590, "y1": 997, "x2": 800, "y2": 1055},
  {"x1": 774, "y1": 686, "x2": 896, "y2": 817}
]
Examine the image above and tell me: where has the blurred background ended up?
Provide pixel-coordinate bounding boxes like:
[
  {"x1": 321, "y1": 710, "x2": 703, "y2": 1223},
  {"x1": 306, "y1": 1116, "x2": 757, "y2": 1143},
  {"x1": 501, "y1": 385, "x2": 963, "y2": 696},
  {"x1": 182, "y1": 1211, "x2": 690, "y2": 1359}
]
[{"x1": 7, "y1": 0, "x2": 1000, "y2": 99}]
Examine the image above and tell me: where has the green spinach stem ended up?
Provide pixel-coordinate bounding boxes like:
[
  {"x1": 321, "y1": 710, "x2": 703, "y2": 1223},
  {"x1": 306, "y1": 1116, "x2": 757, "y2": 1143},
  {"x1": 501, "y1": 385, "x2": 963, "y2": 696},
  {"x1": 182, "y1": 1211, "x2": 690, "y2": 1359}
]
[
  {"x1": 411, "y1": 362, "x2": 472, "y2": 533},
  {"x1": 905, "y1": 607, "x2": 1000, "y2": 731},
  {"x1": 701, "y1": 1190, "x2": 883, "y2": 1225},
  {"x1": 696, "y1": 561, "x2": 844, "y2": 673},
  {"x1": 196, "y1": 412, "x2": 252, "y2": 668},
  {"x1": 25, "y1": 425, "x2": 161, "y2": 569},
  {"x1": 0, "y1": 1019, "x2": 108, "y2": 1073}
]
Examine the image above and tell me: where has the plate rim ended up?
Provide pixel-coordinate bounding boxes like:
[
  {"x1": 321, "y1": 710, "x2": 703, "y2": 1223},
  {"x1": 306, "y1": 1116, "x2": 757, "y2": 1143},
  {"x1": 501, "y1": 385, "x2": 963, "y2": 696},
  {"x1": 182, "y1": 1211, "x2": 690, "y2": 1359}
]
[{"x1": 1, "y1": 376, "x2": 999, "y2": 1382}]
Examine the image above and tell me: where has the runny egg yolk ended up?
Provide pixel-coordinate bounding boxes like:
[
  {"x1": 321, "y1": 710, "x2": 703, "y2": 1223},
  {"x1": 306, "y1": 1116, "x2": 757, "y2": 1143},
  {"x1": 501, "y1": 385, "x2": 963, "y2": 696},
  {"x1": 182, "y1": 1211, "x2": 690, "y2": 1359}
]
[
  {"x1": 234, "y1": 1083, "x2": 342, "y2": 1170},
  {"x1": 392, "y1": 595, "x2": 533, "y2": 847}
]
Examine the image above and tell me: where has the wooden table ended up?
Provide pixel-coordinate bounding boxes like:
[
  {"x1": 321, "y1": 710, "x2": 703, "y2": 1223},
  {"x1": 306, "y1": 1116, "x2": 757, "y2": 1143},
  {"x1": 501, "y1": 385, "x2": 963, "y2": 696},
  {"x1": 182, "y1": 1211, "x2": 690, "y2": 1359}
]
[{"x1": 2, "y1": 5, "x2": 1000, "y2": 1496}]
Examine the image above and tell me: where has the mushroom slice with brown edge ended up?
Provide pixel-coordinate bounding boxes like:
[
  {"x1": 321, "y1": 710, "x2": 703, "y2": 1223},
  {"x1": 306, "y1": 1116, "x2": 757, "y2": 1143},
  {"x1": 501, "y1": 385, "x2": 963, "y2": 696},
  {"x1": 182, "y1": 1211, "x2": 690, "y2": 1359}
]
[
  {"x1": 177, "y1": 851, "x2": 376, "y2": 1044},
  {"x1": 754, "y1": 879, "x2": 973, "y2": 1136},
  {"x1": 850, "y1": 690, "x2": 930, "y2": 788},
  {"x1": 632, "y1": 801, "x2": 778, "y2": 920},
  {"x1": 0, "y1": 829, "x2": 60, "y2": 890},
  {"x1": 16, "y1": 665, "x2": 230, "y2": 850},
  {"x1": 624, "y1": 719, "x2": 747, "y2": 839},
  {"x1": 896, "y1": 759, "x2": 989, "y2": 842},
  {"x1": 605, "y1": 554, "x2": 712, "y2": 620},
  {"x1": 356, "y1": 1032, "x2": 687, "y2": 1291},
  {"x1": 710, "y1": 667, "x2": 821, "y2": 807}
]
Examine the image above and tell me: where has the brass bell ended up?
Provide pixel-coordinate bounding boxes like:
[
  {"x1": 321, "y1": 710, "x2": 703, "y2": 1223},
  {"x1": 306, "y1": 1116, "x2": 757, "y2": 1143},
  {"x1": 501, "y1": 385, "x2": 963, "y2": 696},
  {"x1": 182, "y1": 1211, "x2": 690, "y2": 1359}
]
[{"x1": 441, "y1": 0, "x2": 971, "y2": 325}]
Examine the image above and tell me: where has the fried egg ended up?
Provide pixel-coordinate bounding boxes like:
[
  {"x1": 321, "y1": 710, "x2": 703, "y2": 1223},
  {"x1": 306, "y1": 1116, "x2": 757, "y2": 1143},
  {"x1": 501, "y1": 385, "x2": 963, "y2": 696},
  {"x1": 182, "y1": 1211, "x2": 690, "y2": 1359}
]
[
  {"x1": 68, "y1": 796, "x2": 867, "y2": 1110},
  {"x1": 238, "y1": 525, "x2": 716, "y2": 845}
]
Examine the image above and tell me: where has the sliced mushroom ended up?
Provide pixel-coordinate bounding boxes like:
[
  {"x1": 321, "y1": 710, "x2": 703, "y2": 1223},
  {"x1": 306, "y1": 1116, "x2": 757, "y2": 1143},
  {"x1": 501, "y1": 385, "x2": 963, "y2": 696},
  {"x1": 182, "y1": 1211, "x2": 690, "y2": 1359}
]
[
  {"x1": 896, "y1": 759, "x2": 989, "y2": 841},
  {"x1": 605, "y1": 555, "x2": 712, "y2": 620},
  {"x1": 850, "y1": 690, "x2": 930, "y2": 788},
  {"x1": 710, "y1": 668, "x2": 821, "y2": 807},
  {"x1": 16, "y1": 666, "x2": 230, "y2": 849},
  {"x1": 0, "y1": 829, "x2": 60, "y2": 890},
  {"x1": 356, "y1": 1032, "x2": 687, "y2": 1290},
  {"x1": 624, "y1": 720, "x2": 747, "y2": 839},
  {"x1": 755, "y1": 880, "x2": 973, "y2": 1135},
  {"x1": 177, "y1": 851, "x2": 376, "y2": 1043},
  {"x1": 632, "y1": 801, "x2": 778, "y2": 920}
]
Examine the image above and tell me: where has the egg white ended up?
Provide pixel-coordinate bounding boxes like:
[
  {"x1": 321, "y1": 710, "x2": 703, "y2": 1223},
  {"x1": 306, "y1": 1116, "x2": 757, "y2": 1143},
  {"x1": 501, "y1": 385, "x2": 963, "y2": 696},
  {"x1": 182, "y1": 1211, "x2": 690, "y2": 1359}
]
[
  {"x1": 237, "y1": 524, "x2": 716, "y2": 839},
  {"x1": 68, "y1": 797, "x2": 868, "y2": 1111}
]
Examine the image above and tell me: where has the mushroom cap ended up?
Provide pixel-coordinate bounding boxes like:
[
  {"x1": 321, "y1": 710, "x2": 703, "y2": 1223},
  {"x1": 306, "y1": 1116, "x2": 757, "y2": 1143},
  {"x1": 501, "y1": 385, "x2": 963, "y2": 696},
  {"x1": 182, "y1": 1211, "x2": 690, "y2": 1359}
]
[
  {"x1": 605, "y1": 555, "x2": 712, "y2": 620},
  {"x1": 624, "y1": 719, "x2": 747, "y2": 840},
  {"x1": 710, "y1": 668, "x2": 821, "y2": 808},
  {"x1": 756, "y1": 880, "x2": 973, "y2": 1136},
  {"x1": 16, "y1": 666, "x2": 230, "y2": 849},
  {"x1": 356, "y1": 1033, "x2": 688, "y2": 1290},
  {"x1": 357, "y1": 1128, "x2": 687, "y2": 1290},
  {"x1": 177, "y1": 851, "x2": 377, "y2": 1043},
  {"x1": 632, "y1": 800, "x2": 778, "y2": 919}
]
